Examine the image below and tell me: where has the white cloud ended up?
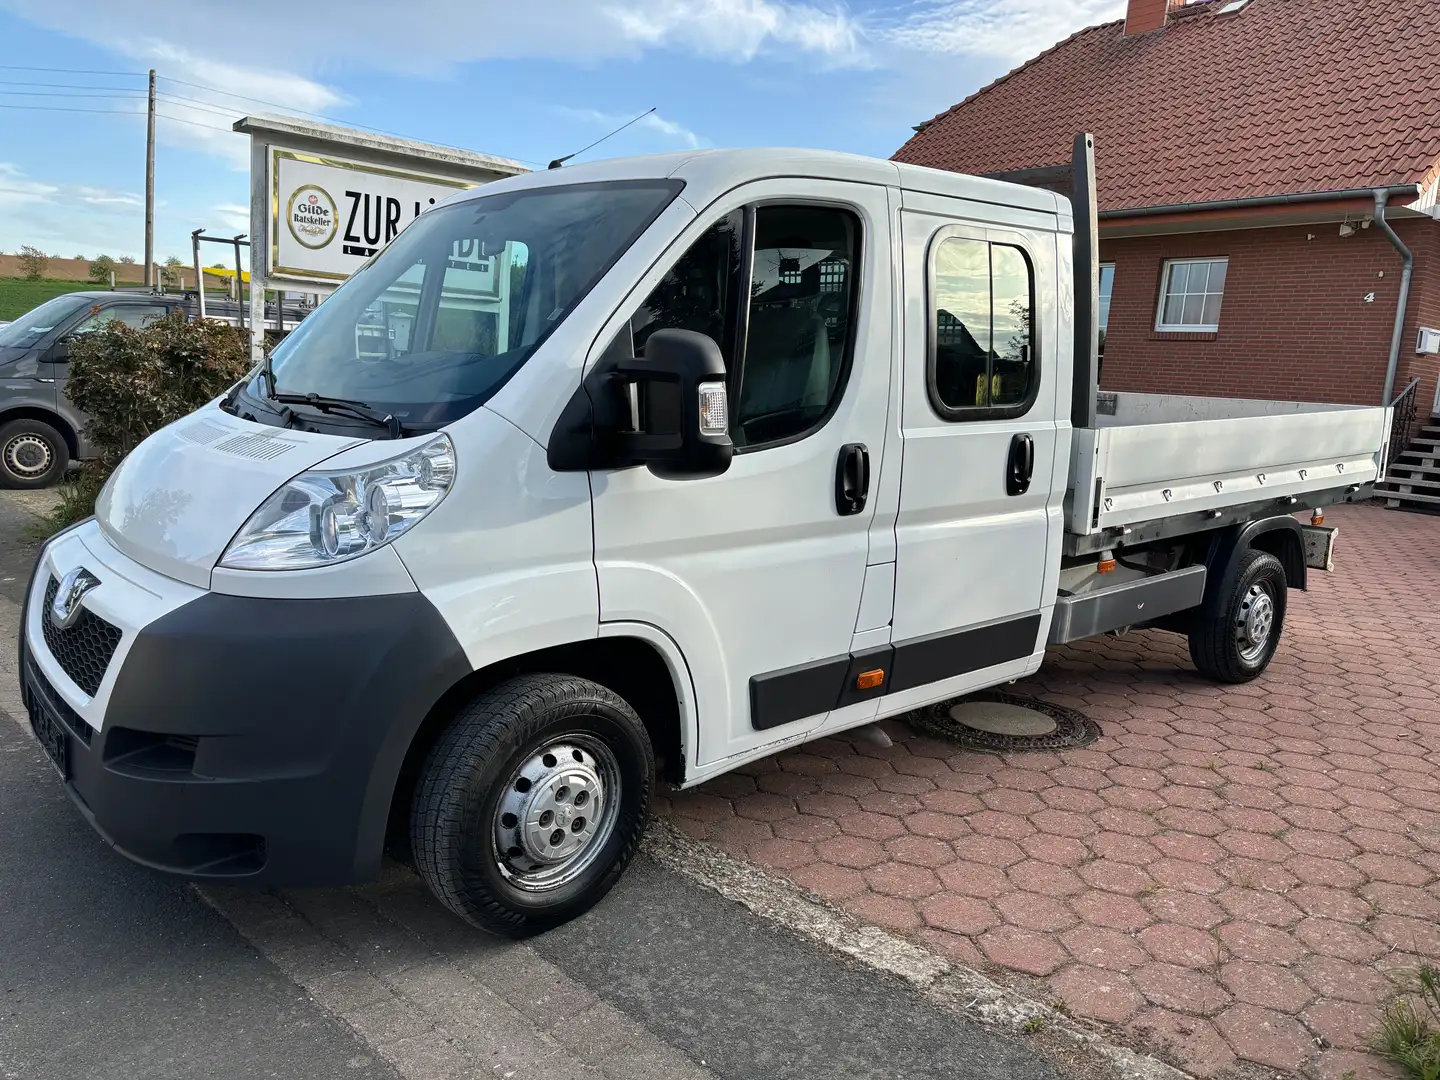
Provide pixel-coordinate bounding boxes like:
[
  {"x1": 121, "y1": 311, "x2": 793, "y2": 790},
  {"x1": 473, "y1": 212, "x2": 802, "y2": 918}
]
[
  {"x1": 559, "y1": 107, "x2": 708, "y2": 150},
  {"x1": 212, "y1": 203, "x2": 251, "y2": 232},
  {"x1": 877, "y1": 0, "x2": 1124, "y2": 64},
  {"x1": 605, "y1": 0, "x2": 865, "y2": 64},
  {"x1": 0, "y1": 0, "x2": 867, "y2": 73},
  {"x1": 0, "y1": 163, "x2": 148, "y2": 258}
]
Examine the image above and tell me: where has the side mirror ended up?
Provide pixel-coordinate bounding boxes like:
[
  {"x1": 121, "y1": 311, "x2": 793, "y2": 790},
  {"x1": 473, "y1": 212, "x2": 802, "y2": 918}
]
[{"x1": 616, "y1": 329, "x2": 734, "y2": 480}]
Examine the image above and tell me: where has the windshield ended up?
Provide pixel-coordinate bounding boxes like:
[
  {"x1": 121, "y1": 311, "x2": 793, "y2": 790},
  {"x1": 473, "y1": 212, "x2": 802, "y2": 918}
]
[
  {"x1": 0, "y1": 293, "x2": 93, "y2": 349},
  {"x1": 257, "y1": 179, "x2": 683, "y2": 428}
]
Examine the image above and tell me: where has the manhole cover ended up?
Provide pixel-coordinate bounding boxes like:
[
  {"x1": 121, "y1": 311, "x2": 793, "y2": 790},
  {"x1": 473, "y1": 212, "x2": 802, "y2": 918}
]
[
  {"x1": 911, "y1": 691, "x2": 1101, "y2": 752},
  {"x1": 949, "y1": 701, "x2": 1058, "y2": 736}
]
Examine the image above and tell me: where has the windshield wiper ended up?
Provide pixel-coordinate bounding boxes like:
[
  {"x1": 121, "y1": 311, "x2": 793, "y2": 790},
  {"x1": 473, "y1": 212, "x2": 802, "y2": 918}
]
[{"x1": 272, "y1": 391, "x2": 407, "y2": 439}]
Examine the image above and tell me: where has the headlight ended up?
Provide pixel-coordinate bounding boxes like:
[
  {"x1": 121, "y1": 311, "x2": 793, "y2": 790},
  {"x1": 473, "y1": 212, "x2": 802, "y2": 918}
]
[{"x1": 219, "y1": 434, "x2": 455, "y2": 570}]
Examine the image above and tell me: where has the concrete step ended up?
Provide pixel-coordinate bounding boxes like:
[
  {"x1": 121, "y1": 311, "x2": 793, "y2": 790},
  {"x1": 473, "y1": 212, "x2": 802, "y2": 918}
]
[
  {"x1": 1386, "y1": 462, "x2": 1440, "y2": 477},
  {"x1": 1377, "y1": 476, "x2": 1440, "y2": 492},
  {"x1": 1381, "y1": 489, "x2": 1440, "y2": 508}
]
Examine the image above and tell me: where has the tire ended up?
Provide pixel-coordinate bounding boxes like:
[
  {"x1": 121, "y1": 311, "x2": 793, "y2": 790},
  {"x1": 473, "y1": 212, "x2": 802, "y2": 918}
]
[
  {"x1": 410, "y1": 673, "x2": 654, "y2": 937},
  {"x1": 0, "y1": 418, "x2": 69, "y2": 489},
  {"x1": 1188, "y1": 549, "x2": 1287, "y2": 683}
]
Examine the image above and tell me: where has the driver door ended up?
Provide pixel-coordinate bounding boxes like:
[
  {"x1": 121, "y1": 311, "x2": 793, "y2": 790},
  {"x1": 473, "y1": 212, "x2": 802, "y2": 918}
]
[{"x1": 590, "y1": 180, "x2": 895, "y2": 769}]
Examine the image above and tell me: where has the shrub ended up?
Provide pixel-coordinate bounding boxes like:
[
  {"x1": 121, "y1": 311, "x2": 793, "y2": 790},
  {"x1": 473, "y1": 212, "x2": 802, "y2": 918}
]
[
  {"x1": 47, "y1": 312, "x2": 252, "y2": 530},
  {"x1": 18, "y1": 245, "x2": 48, "y2": 280},
  {"x1": 161, "y1": 255, "x2": 184, "y2": 287},
  {"x1": 88, "y1": 255, "x2": 118, "y2": 284}
]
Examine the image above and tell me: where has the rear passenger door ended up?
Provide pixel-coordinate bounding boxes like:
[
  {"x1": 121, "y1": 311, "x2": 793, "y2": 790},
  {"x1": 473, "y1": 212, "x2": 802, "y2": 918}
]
[
  {"x1": 590, "y1": 180, "x2": 895, "y2": 769},
  {"x1": 886, "y1": 209, "x2": 1063, "y2": 711}
]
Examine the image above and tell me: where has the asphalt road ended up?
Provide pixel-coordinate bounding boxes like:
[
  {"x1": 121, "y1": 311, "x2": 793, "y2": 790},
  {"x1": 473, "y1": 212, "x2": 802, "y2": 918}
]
[{"x1": 0, "y1": 488, "x2": 1068, "y2": 1080}]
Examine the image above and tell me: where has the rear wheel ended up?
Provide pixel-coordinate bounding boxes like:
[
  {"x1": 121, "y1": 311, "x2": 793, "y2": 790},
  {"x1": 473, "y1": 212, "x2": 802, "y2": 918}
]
[
  {"x1": 410, "y1": 674, "x2": 654, "y2": 937},
  {"x1": 0, "y1": 418, "x2": 69, "y2": 489},
  {"x1": 1188, "y1": 549, "x2": 1287, "y2": 683}
]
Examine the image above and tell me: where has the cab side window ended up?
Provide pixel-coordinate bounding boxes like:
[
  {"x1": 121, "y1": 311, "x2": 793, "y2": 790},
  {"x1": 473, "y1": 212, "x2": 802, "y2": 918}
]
[
  {"x1": 627, "y1": 204, "x2": 861, "y2": 450},
  {"x1": 735, "y1": 206, "x2": 860, "y2": 448},
  {"x1": 71, "y1": 303, "x2": 171, "y2": 334},
  {"x1": 930, "y1": 237, "x2": 1036, "y2": 418}
]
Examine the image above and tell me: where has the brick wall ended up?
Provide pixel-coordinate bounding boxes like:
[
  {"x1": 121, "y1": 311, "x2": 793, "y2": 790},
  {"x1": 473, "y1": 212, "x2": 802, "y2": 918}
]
[
  {"x1": 1395, "y1": 221, "x2": 1440, "y2": 420},
  {"x1": 1098, "y1": 217, "x2": 1440, "y2": 408}
]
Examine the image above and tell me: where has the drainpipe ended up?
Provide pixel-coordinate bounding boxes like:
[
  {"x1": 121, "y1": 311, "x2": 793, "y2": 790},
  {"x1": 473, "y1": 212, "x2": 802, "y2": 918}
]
[{"x1": 1373, "y1": 188, "x2": 1414, "y2": 404}]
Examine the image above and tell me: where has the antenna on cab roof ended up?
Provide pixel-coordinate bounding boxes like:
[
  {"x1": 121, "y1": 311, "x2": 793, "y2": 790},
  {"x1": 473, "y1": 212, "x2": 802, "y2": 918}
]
[{"x1": 548, "y1": 107, "x2": 658, "y2": 169}]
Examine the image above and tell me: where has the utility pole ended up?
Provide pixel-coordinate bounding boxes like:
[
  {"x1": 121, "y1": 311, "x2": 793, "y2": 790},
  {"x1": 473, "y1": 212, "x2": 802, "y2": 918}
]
[{"x1": 144, "y1": 69, "x2": 156, "y2": 288}]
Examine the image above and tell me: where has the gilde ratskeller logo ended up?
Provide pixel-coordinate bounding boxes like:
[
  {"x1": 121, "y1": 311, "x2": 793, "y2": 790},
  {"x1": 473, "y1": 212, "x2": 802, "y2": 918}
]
[{"x1": 286, "y1": 184, "x2": 337, "y2": 249}]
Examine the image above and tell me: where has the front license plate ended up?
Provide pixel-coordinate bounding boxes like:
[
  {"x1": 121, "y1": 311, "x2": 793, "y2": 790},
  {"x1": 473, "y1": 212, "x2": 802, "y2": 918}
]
[{"x1": 29, "y1": 699, "x2": 69, "y2": 781}]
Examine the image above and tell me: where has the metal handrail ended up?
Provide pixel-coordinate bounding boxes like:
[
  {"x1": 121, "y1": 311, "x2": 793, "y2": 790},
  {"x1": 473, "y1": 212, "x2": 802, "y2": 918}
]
[{"x1": 1385, "y1": 376, "x2": 1422, "y2": 479}]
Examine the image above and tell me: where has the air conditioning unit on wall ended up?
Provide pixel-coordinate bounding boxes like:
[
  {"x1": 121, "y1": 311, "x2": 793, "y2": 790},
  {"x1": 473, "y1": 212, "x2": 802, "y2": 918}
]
[{"x1": 1417, "y1": 327, "x2": 1440, "y2": 355}]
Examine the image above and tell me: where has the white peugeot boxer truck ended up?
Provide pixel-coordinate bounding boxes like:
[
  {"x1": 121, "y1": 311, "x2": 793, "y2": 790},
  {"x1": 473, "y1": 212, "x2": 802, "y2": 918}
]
[{"x1": 21, "y1": 136, "x2": 1390, "y2": 935}]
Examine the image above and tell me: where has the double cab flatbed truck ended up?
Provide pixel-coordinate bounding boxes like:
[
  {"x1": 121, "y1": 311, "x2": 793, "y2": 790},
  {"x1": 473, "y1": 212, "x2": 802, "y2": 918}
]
[{"x1": 20, "y1": 135, "x2": 1391, "y2": 935}]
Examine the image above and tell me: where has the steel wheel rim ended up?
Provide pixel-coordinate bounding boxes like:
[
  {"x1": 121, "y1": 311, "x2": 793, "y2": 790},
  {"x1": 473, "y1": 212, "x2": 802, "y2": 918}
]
[
  {"x1": 3, "y1": 434, "x2": 52, "y2": 478},
  {"x1": 1237, "y1": 583, "x2": 1275, "y2": 662},
  {"x1": 493, "y1": 733, "x2": 621, "y2": 893}
]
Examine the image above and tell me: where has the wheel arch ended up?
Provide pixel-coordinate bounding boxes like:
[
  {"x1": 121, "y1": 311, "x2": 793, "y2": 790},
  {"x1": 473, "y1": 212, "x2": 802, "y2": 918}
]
[
  {"x1": 0, "y1": 406, "x2": 78, "y2": 458},
  {"x1": 1196, "y1": 514, "x2": 1305, "y2": 618},
  {"x1": 381, "y1": 630, "x2": 694, "y2": 864}
]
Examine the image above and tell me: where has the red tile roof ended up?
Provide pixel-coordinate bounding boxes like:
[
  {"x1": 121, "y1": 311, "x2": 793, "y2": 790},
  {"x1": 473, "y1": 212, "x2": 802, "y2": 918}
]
[{"x1": 892, "y1": 0, "x2": 1440, "y2": 213}]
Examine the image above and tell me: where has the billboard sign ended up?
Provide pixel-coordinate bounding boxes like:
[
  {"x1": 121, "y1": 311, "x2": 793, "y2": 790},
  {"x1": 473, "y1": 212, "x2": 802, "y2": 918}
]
[{"x1": 271, "y1": 149, "x2": 475, "y2": 282}]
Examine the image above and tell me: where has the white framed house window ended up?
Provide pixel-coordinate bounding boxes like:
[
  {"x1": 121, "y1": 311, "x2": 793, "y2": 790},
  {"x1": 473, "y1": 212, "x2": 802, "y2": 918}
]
[{"x1": 1155, "y1": 257, "x2": 1227, "y2": 332}]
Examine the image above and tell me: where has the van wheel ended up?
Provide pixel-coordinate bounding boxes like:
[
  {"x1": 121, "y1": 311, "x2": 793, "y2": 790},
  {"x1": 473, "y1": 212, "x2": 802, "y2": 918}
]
[
  {"x1": 0, "y1": 418, "x2": 69, "y2": 489},
  {"x1": 410, "y1": 674, "x2": 654, "y2": 937},
  {"x1": 1188, "y1": 549, "x2": 1287, "y2": 683}
]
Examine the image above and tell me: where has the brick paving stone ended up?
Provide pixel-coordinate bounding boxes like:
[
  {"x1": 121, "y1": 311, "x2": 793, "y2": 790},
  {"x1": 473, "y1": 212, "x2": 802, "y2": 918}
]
[
  {"x1": 1295, "y1": 918, "x2": 1387, "y2": 963},
  {"x1": 1050, "y1": 965, "x2": 1143, "y2": 1023},
  {"x1": 1298, "y1": 956, "x2": 1398, "y2": 1004},
  {"x1": 1218, "y1": 962, "x2": 1314, "y2": 1012},
  {"x1": 839, "y1": 810, "x2": 909, "y2": 841},
  {"x1": 788, "y1": 862, "x2": 867, "y2": 902},
  {"x1": 865, "y1": 862, "x2": 941, "y2": 900},
  {"x1": 1141, "y1": 889, "x2": 1226, "y2": 929},
  {"x1": 1131, "y1": 1009, "x2": 1236, "y2": 1078},
  {"x1": 843, "y1": 891, "x2": 922, "y2": 933},
  {"x1": 773, "y1": 814, "x2": 841, "y2": 843},
  {"x1": 1138, "y1": 924, "x2": 1222, "y2": 969},
  {"x1": 815, "y1": 835, "x2": 887, "y2": 870},
  {"x1": 996, "y1": 891, "x2": 1077, "y2": 933},
  {"x1": 1215, "y1": 1003, "x2": 1316, "y2": 1071},
  {"x1": 1133, "y1": 963, "x2": 1230, "y2": 1015},
  {"x1": 919, "y1": 894, "x2": 999, "y2": 936},
  {"x1": 1059, "y1": 925, "x2": 1149, "y2": 971},
  {"x1": 976, "y1": 925, "x2": 1067, "y2": 977},
  {"x1": 1301, "y1": 999, "x2": 1382, "y2": 1052},
  {"x1": 1288, "y1": 885, "x2": 1376, "y2": 923},
  {"x1": 1217, "y1": 887, "x2": 1303, "y2": 927},
  {"x1": 1217, "y1": 921, "x2": 1307, "y2": 965}
]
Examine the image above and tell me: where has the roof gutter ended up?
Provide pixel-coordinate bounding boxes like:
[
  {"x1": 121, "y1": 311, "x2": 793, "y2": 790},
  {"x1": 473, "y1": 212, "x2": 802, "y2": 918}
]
[
  {"x1": 1373, "y1": 188, "x2": 1415, "y2": 406},
  {"x1": 1101, "y1": 183, "x2": 1419, "y2": 219}
]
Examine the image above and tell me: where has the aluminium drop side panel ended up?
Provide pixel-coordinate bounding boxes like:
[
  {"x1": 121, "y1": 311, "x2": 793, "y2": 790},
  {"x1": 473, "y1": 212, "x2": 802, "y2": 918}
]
[{"x1": 1067, "y1": 394, "x2": 1390, "y2": 535}]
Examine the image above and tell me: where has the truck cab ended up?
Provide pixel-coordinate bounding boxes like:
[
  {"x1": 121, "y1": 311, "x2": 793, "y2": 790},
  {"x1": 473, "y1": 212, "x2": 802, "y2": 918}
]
[
  {"x1": 0, "y1": 291, "x2": 182, "y2": 487},
  {"x1": 19, "y1": 147, "x2": 1386, "y2": 937}
]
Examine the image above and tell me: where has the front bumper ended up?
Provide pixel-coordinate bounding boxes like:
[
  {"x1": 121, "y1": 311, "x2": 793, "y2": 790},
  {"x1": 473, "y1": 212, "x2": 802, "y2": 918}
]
[{"x1": 20, "y1": 522, "x2": 469, "y2": 885}]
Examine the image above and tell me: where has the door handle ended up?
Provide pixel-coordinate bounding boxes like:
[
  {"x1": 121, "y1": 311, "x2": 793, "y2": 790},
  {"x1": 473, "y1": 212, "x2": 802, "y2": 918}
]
[
  {"x1": 835, "y1": 443, "x2": 870, "y2": 516},
  {"x1": 1007, "y1": 433, "x2": 1034, "y2": 497}
]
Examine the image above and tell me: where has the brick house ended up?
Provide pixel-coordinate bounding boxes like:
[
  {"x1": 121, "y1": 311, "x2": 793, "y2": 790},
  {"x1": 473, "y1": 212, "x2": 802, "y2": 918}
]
[{"x1": 892, "y1": 0, "x2": 1440, "y2": 425}]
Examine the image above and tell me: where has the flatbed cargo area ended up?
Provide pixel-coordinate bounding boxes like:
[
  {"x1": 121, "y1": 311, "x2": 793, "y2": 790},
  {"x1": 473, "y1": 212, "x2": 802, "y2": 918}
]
[{"x1": 1067, "y1": 390, "x2": 1390, "y2": 537}]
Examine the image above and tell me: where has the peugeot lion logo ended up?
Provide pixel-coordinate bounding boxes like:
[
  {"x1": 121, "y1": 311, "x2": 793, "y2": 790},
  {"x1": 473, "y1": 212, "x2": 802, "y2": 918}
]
[{"x1": 50, "y1": 568, "x2": 100, "y2": 631}]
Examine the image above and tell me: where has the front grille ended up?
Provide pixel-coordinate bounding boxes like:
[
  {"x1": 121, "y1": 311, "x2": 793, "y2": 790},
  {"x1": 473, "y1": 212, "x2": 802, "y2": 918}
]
[{"x1": 40, "y1": 576, "x2": 122, "y2": 697}]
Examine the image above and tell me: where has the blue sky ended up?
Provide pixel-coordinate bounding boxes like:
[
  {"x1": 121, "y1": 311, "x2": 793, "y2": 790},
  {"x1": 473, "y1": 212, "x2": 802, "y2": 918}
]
[{"x1": 0, "y1": 0, "x2": 1122, "y2": 269}]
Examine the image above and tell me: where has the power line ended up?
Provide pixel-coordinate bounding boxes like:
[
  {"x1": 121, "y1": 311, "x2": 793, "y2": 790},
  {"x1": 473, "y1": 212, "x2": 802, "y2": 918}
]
[
  {"x1": 0, "y1": 101, "x2": 237, "y2": 132},
  {"x1": 0, "y1": 89, "x2": 149, "y2": 99},
  {"x1": 0, "y1": 78, "x2": 144, "y2": 90},
  {"x1": 0, "y1": 64, "x2": 146, "y2": 77}
]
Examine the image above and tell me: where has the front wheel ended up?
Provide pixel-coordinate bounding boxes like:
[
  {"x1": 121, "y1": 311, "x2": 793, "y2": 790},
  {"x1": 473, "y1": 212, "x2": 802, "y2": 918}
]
[
  {"x1": 1188, "y1": 549, "x2": 1287, "y2": 683},
  {"x1": 0, "y1": 418, "x2": 69, "y2": 489},
  {"x1": 410, "y1": 674, "x2": 654, "y2": 937}
]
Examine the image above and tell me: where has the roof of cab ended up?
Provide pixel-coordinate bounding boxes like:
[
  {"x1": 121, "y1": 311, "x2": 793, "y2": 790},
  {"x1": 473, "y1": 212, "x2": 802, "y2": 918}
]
[{"x1": 445, "y1": 147, "x2": 1063, "y2": 218}]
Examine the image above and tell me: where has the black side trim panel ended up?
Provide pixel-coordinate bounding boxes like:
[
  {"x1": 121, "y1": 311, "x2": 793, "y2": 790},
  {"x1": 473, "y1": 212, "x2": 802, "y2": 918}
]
[
  {"x1": 888, "y1": 613, "x2": 1042, "y2": 694},
  {"x1": 748, "y1": 612, "x2": 1042, "y2": 731},
  {"x1": 749, "y1": 654, "x2": 850, "y2": 731}
]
